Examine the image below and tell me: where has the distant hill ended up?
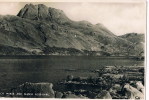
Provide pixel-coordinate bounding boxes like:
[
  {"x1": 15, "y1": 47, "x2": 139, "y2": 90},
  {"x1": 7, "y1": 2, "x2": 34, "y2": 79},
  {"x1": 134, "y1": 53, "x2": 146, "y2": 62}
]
[
  {"x1": 0, "y1": 4, "x2": 144, "y2": 56},
  {"x1": 119, "y1": 33, "x2": 144, "y2": 43},
  {"x1": 119, "y1": 33, "x2": 144, "y2": 57}
]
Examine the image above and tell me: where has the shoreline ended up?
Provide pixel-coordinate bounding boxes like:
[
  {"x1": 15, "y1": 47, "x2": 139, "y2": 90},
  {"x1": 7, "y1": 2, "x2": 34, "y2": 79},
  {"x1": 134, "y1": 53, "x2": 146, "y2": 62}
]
[
  {"x1": 0, "y1": 55, "x2": 144, "y2": 60},
  {"x1": 0, "y1": 66, "x2": 144, "y2": 99}
]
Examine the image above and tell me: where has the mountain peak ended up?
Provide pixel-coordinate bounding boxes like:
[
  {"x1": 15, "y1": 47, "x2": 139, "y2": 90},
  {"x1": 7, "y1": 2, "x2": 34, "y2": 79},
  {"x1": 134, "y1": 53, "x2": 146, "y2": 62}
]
[{"x1": 17, "y1": 4, "x2": 69, "y2": 22}]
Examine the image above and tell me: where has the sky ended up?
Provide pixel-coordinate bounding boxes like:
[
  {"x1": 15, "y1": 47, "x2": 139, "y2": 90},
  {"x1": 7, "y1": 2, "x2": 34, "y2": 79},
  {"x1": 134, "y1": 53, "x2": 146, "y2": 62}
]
[{"x1": 0, "y1": 1, "x2": 146, "y2": 35}]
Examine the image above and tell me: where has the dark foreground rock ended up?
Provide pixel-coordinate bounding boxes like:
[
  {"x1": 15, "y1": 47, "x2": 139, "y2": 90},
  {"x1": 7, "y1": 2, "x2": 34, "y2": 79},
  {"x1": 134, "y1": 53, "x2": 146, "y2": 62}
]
[
  {"x1": 109, "y1": 84, "x2": 121, "y2": 94},
  {"x1": 55, "y1": 91, "x2": 63, "y2": 98},
  {"x1": 95, "y1": 90, "x2": 112, "y2": 99},
  {"x1": 11, "y1": 82, "x2": 55, "y2": 98}
]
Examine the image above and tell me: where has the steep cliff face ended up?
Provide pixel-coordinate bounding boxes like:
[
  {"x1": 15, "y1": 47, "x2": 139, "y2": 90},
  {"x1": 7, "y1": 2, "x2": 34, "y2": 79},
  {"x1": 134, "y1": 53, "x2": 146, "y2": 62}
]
[
  {"x1": 0, "y1": 4, "x2": 144, "y2": 56},
  {"x1": 17, "y1": 4, "x2": 70, "y2": 22}
]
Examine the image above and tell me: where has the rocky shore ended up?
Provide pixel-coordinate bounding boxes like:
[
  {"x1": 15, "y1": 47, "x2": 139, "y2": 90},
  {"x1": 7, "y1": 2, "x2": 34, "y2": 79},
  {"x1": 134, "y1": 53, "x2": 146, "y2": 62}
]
[{"x1": 0, "y1": 66, "x2": 144, "y2": 99}]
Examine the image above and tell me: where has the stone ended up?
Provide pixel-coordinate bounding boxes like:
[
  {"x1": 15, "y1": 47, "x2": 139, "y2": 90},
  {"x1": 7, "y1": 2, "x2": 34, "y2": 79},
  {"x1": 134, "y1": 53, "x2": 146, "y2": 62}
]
[
  {"x1": 87, "y1": 91, "x2": 97, "y2": 98},
  {"x1": 123, "y1": 83, "x2": 144, "y2": 99},
  {"x1": 11, "y1": 82, "x2": 55, "y2": 98},
  {"x1": 95, "y1": 90, "x2": 112, "y2": 99},
  {"x1": 136, "y1": 81, "x2": 144, "y2": 94},
  {"x1": 109, "y1": 84, "x2": 121, "y2": 94},
  {"x1": 55, "y1": 91, "x2": 63, "y2": 98},
  {"x1": 66, "y1": 75, "x2": 74, "y2": 81},
  {"x1": 62, "y1": 91, "x2": 88, "y2": 98}
]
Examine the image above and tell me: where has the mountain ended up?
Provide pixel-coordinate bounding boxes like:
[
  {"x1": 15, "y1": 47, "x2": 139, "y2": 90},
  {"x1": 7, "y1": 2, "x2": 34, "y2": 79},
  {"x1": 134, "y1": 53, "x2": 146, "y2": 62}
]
[
  {"x1": 0, "y1": 4, "x2": 144, "y2": 56},
  {"x1": 119, "y1": 33, "x2": 144, "y2": 43},
  {"x1": 119, "y1": 33, "x2": 144, "y2": 56}
]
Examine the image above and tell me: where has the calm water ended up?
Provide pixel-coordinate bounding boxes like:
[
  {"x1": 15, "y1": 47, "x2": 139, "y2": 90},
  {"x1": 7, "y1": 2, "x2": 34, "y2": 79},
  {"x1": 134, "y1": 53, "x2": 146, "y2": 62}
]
[{"x1": 0, "y1": 56, "x2": 144, "y2": 91}]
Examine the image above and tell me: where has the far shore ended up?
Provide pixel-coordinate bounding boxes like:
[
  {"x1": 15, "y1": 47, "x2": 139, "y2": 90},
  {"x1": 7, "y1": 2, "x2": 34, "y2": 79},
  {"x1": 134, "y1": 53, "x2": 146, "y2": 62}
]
[{"x1": 0, "y1": 55, "x2": 144, "y2": 60}]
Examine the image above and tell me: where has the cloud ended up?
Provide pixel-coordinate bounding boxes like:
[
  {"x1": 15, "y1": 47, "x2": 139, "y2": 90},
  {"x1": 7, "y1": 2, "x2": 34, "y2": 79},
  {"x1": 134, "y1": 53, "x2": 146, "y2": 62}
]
[{"x1": 65, "y1": 3, "x2": 146, "y2": 35}]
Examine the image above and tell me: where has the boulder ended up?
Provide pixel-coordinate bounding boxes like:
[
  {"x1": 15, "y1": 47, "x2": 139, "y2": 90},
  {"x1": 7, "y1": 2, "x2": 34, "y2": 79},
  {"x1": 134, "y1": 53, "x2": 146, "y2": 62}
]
[
  {"x1": 87, "y1": 91, "x2": 97, "y2": 98},
  {"x1": 67, "y1": 75, "x2": 74, "y2": 81},
  {"x1": 123, "y1": 83, "x2": 144, "y2": 99},
  {"x1": 109, "y1": 84, "x2": 121, "y2": 94},
  {"x1": 95, "y1": 90, "x2": 112, "y2": 99},
  {"x1": 11, "y1": 82, "x2": 55, "y2": 98},
  {"x1": 55, "y1": 91, "x2": 63, "y2": 98},
  {"x1": 136, "y1": 81, "x2": 144, "y2": 94}
]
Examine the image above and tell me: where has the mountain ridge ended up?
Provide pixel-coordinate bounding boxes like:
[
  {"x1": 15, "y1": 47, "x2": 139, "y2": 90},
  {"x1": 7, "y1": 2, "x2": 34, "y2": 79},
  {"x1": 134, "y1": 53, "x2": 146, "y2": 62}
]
[{"x1": 0, "y1": 4, "x2": 144, "y2": 56}]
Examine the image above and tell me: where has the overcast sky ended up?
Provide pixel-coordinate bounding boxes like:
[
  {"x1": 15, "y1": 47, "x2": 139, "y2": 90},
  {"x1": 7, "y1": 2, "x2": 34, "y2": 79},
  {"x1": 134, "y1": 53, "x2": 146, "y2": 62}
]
[{"x1": 0, "y1": 2, "x2": 146, "y2": 35}]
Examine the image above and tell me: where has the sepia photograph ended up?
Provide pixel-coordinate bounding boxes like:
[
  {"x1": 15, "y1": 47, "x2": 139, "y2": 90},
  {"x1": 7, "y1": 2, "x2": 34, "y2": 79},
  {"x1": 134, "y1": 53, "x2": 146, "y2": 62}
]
[{"x1": 0, "y1": 0, "x2": 146, "y2": 99}]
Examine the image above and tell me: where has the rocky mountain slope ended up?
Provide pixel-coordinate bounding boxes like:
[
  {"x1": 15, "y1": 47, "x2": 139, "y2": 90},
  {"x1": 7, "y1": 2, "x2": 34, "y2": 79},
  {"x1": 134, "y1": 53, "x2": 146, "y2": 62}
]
[
  {"x1": 0, "y1": 4, "x2": 144, "y2": 56},
  {"x1": 120, "y1": 33, "x2": 144, "y2": 43},
  {"x1": 119, "y1": 33, "x2": 144, "y2": 56}
]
